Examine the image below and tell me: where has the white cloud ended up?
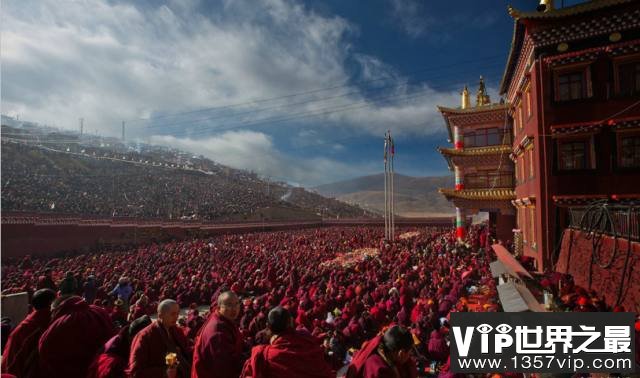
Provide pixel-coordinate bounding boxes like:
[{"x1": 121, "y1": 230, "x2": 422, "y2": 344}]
[
  {"x1": 150, "y1": 131, "x2": 374, "y2": 186},
  {"x1": 2, "y1": 0, "x2": 463, "y2": 184},
  {"x1": 388, "y1": 0, "x2": 429, "y2": 38},
  {"x1": 2, "y1": 0, "x2": 459, "y2": 138}
]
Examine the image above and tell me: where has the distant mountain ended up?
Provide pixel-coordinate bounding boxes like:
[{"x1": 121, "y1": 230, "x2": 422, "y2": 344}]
[{"x1": 312, "y1": 173, "x2": 455, "y2": 217}]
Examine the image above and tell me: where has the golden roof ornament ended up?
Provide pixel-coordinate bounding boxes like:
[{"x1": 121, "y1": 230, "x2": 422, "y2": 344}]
[
  {"x1": 536, "y1": 0, "x2": 555, "y2": 13},
  {"x1": 476, "y1": 76, "x2": 491, "y2": 107},
  {"x1": 461, "y1": 85, "x2": 470, "y2": 109}
]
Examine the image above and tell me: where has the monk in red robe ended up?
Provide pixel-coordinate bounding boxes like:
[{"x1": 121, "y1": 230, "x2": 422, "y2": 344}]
[
  {"x1": 38, "y1": 295, "x2": 115, "y2": 378},
  {"x1": 192, "y1": 291, "x2": 243, "y2": 378},
  {"x1": 347, "y1": 326, "x2": 417, "y2": 378},
  {"x1": 87, "y1": 315, "x2": 151, "y2": 378},
  {"x1": 1, "y1": 289, "x2": 55, "y2": 378},
  {"x1": 128, "y1": 299, "x2": 192, "y2": 378},
  {"x1": 241, "y1": 306, "x2": 334, "y2": 378}
]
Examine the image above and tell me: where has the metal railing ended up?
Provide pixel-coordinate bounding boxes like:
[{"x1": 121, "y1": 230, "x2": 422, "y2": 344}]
[{"x1": 569, "y1": 204, "x2": 640, "y2": 241}]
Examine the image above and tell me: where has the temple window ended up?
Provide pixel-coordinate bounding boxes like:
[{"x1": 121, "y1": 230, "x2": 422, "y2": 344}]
[
  {"x1": 557, "y1": 138, "x2": 594, "y2": 170},
  {"x1": 528, "y1": 143, "x2": 535, "y2": 178},
  {"x1": 529, "y1": 206, "x2": 536, "y2": 250},
  {"x1": 616, "y1": 60, "x2": 640, "y2": 96},
  {"x1": 618, "y1": 133, "x2": 640, "y2": 168},
  {"x1": 553, "y1": 63, "x2": 592, "y2": 102},
  {"x1": 520, "y1": 207, "x2": 527, "y2": 245},
  {"x1": 557, "y1": 72, "x2": 584, "y2": 101},
  {"x1": 464, "y1": 171, "x2": 513, "y2": 189},
  {"x1": 518, "y1": 104, "x2": 524, "y2": 129},
  {"x1": 462, "y1": 128, "x2": 508, "y2": 147},
  {"x1": 526, "y1": 86, "x2": 532, "y2": 118},
  {"x1": 523, "y1": 149, "x2": 528, "y2": 180}
]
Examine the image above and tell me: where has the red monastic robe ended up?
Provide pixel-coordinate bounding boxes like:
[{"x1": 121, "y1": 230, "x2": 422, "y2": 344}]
[
  {"x1": 128, "y1": 321, "x2": 192, "y2": 378},
  {"x1": 191, "y1": 312, "x2": 243, "y2": 378},
  {"x1": 241, "y1": 330, "x2": 333, "y2": 378},
  {"x1": 1, "y1": 308, "x2": 51, "y2": 378}
]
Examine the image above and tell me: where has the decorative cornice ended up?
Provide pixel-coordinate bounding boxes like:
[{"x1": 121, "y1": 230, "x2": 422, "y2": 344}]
[
  {"x1": 439, "y1": 145, "x2": 512, "y2": 157},
  {"x1": 507, "y1": 0, "x2": 633, "y2": 21},
  {"x1": 439, "y1": 188, "x2": 516, "y2": 201},
  {"x1": 500, "y1": 0, "x2": 640, "y2": 95},
  {"x1": 437, "y1": 103, "x2": 509, "y2": 115}
]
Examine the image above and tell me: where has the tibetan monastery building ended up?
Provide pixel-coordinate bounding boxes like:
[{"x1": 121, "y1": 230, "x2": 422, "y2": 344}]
[
  {"x1": 500, "y1": 0, "x2": 640, "y2": 310},
  {"x1": 437, "y1": 77, "x2": 516, "y2": 243}
]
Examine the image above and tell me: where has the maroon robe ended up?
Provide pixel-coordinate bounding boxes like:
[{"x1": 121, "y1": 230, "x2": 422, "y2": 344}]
[
  {"x1": 191, "y1": 312, "x2": 243, "y2": 378},
  {"x1": 128, "y1": 321, "x2": 192, "y2": 378},
  {"x1": 241, "y1": 330, "x2": 333, "y2": 378},
  {"x1": 86, "y1": 328, "x2": 129, "y2": 378},
  {"x1": 1, "y1": 308, "x2": 50, "y2": 378},
  {"x1": 347, "y1": 335, "x2": 417, "y2": 378},
  {"x1": 38, "y1": 297, "x2": 115, "y2": 378}
]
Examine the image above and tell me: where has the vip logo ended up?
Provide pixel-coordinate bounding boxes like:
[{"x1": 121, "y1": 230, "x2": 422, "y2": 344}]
[{"x1": 453, "y1": 323, "x2": 516, "y2": 356}]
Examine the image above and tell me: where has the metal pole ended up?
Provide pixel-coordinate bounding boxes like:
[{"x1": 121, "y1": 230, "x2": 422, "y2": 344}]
[
  {"x1": 384, "y1": 134, "x2": 388, "y2": 240},
  {"x1": 391, "y1": 152, "x2": 395, "y2": 240},
  {"x1": 384, "y1": 159, "x2": 388, "y2": 239}
]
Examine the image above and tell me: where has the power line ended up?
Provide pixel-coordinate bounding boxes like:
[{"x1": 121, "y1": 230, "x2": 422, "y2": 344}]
[
  {"x1": 124, "y1": 54, "x2": 505, "y2": 124},
  {"x1": 140, "y1": 60, "x2": 505, "y2": 132},
  {"x1": 145, "y1": 74, "x2": 502, "y2": 139}
]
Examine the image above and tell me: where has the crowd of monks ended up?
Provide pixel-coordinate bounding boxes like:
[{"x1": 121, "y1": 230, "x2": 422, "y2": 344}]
[{"x1": 1, "y1": 226, "x2": 638, "y2": 377}]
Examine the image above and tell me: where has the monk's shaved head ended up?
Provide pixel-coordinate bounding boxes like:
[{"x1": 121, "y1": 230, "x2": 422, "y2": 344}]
[
  {"x1": 217, "y1": 291, "x2": 240, "y2": 321},
  {"x1": 158, "y1": 299, "x2": 179, "y2": 315},
  {"x1": 157, "y1": 299, "x2": 180, "y2": 329},
  {"x1": 217, "y1": 291, "x2": 238, "y2": 307}
]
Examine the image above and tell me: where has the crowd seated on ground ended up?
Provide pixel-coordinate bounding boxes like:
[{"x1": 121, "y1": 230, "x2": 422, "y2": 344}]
[
  {"x1": 1, "y1": 225, "x2": 637, "y2": 377},
  {"x1": 1, "y1": 140, "x2": 369, "y2": 221}
]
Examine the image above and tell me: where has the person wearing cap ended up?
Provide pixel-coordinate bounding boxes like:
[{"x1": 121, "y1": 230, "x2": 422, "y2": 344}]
[
  {"x1": 58, "y1": 271, "x2": 77, "y2": 296},
  {"x1": 347, "y1": 325, "x2": 417, "y2": 378},
  {"x1": 241, "y1": 306, "x2": 333, "y2": 378},
  {"x1": 192, "y1": 291, "x2": 243, "y2": 378},
  {"x1": 110, "y1": 277, "x2": 133, "y2": 310},
  {"x1": 2, "y1": 289, "x2": 56, "y2": 378},
  {"x1": 83, "y1": 275, "x2": 98, "y2": 305},
  {"x1": 87, "y1": 315, "x2": 152, "y2": 378},
  {"x1": 128, "y1": 299, "x2": 192, "y2": 378}
]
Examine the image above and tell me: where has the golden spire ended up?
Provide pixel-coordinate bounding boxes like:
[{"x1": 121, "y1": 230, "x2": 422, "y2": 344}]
[
  {"x1": 461, "y1": 85, "x2": 470, "y2": 109},
  {"x1": 476, "y1": 76, "x2": 491, "y2": 107},
  {"x1": 536, "y1": 0, "x2": 555, "y2": 13}
]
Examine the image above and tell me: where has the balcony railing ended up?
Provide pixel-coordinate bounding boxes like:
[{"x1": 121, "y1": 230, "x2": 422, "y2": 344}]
[
  {"x1": 569, "y1": 203, "x2": 640, "y2": 241},
  {"x1": 464, "y1": 173, "x2": 515, "y2": 189}
]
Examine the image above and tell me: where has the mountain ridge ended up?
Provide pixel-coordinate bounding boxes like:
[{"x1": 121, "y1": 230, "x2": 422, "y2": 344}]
[{"x1": 312, "y1": 173, "x2": 455, "y2": 217}]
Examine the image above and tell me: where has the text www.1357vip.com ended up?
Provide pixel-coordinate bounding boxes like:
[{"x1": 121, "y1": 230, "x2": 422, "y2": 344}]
[{"x1": 457, "y1": 355, "x2": 632, "y2": 372}]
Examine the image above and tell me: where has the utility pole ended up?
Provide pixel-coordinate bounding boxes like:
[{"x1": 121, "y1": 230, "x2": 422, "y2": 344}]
[
  {"x1": 79, "y1": 118, "x2": 84, "y2": 135},
  {"x1": 383, "y1": 131, "x2": 396, "y2": 241},
  {"x1": 122, "y1": 121, "x2": 126, "y2": 141}
]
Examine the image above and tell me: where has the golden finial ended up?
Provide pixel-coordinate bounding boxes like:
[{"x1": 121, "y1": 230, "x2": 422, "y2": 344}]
[
  {"x1": 537, "y1": 0, "x2": 554, "y2": 13},
  {"x1": 476, "y1": 76, "x2": 491, "y2": 107},
  {"x1": 461, "y1": 85, "x2": 470, "y2": 109}
]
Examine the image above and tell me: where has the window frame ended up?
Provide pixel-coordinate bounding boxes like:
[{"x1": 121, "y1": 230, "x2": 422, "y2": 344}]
[
  {"x1": 521, "y1": 207, "x2": 527, "y2": 245},
  {"x1": 529, "y1": 206, "x2": 537, "y2": 250},
  {"x1": 616, "y1": 130, "x2": 640, "y2": 169},
  {"x1": 528, "y1": 142, "x2": 535, "y2": 179},
  {"x1": 462, "y1": 127, "x2": 507, "y2": 148},
  {"x1": 552, "y1": 62, "x2": 593, "y2": 102},
  {"x1": 613, "y1": 54, "x2": 640, "y2": 97},
  {"x1": 556, "y1": 136, "x2": 595, "y2": 171}
]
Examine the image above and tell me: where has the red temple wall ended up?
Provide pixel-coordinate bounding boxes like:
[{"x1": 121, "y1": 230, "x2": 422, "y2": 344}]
[
  {"x1": 515, "y1": 50, "x2": 640, "y2": 272},
  {"x1": 556, "y1": 228, "x2": 640, "y2": 312}
]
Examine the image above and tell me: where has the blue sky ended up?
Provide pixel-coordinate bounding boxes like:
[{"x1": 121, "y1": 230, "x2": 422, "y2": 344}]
[{"x1": 1, "y1": 0, "x2": 587, "y2": 186}]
